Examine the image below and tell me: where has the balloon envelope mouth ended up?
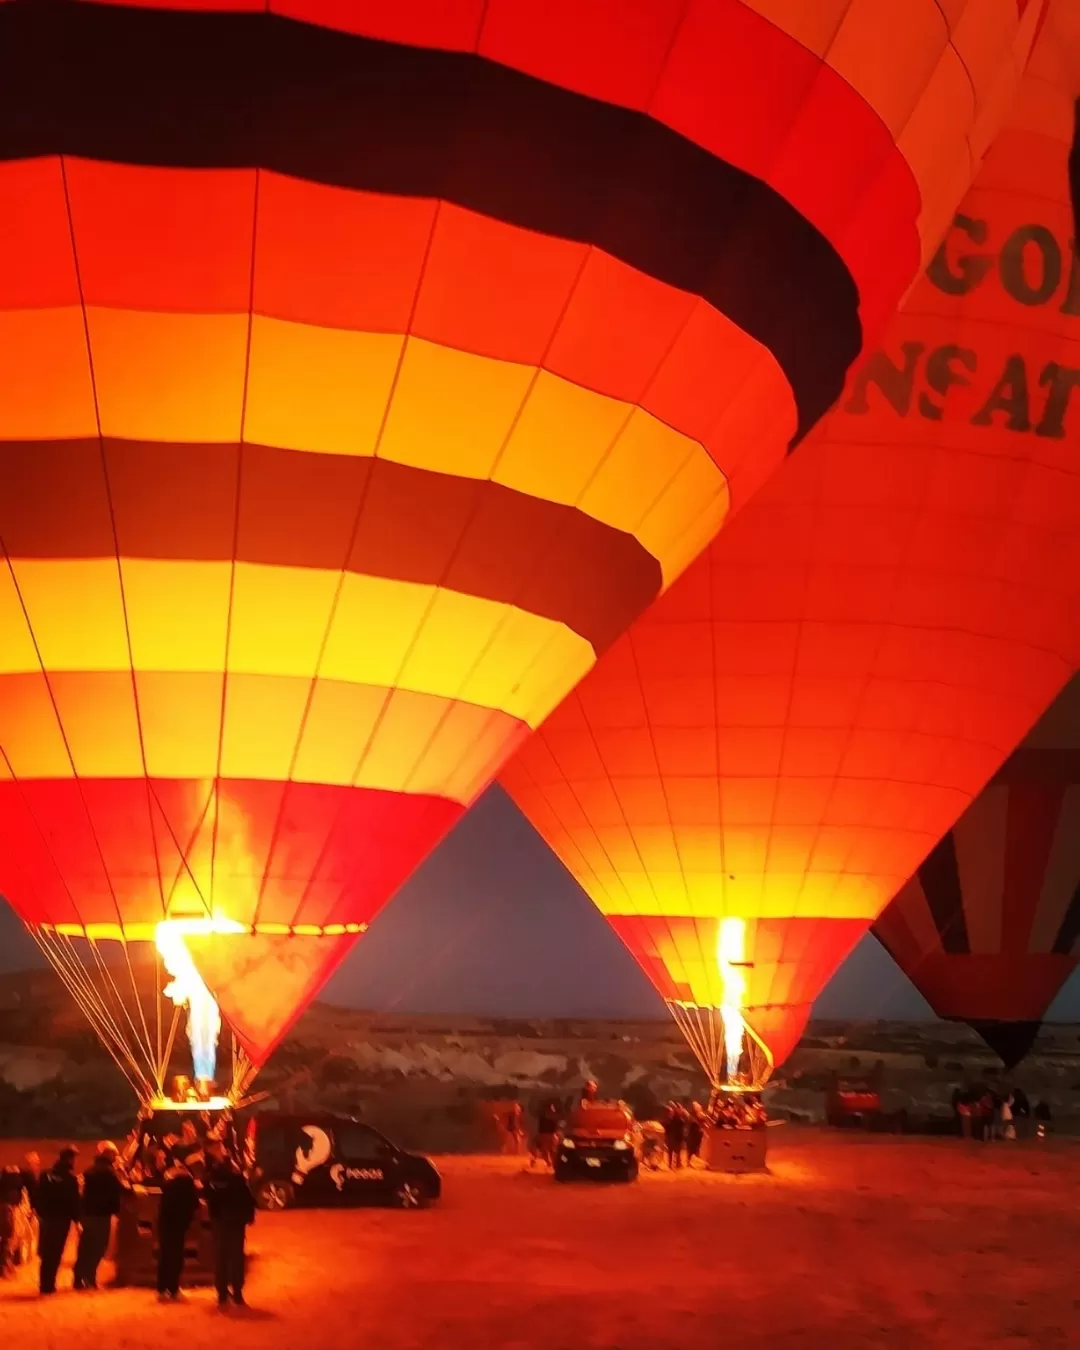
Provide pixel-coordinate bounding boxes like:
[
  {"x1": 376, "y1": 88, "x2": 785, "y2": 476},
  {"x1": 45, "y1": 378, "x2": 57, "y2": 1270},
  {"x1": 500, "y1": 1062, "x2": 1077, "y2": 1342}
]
[{"x1": 37, "y1": 920, "x2": 367, "y2": 941}]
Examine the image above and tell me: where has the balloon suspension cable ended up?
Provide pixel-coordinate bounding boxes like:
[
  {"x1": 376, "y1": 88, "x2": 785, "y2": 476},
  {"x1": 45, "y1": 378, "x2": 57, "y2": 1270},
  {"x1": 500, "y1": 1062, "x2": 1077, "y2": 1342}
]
[
  {"x1": 31, "y1": 927, "x2": 156, "y2": 1103},
  {"x1": 666, "y1": 1000, "x2": 774, "y2": 1093},
  {"x1": 229, "y1": 1040, "x2": 259, "y2": 1105}
]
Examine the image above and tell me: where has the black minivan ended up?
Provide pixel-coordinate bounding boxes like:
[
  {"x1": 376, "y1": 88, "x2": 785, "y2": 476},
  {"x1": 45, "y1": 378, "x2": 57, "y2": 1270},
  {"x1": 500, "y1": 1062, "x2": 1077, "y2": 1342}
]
[{"x1": 245, "y1": 1112, "x2": 441, "y2": 1211}]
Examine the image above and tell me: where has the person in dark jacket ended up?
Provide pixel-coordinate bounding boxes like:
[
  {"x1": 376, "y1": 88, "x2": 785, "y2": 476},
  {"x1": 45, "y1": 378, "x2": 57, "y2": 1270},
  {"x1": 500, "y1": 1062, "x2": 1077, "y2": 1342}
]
[
  {"x1": 157, "y1": 1161, "x2": 200, "y2": 1301},
  {"x1": 173, "y1": 1120, "x2": 206, "y2": 1181},
  {"x1": 1, "y1": 1165, "x2": 24, "y2": 1277},
  {"x1": 685, "y1": 1102, "x2": 707, "y2": 1165},
  {"x1": 529, "y1": 1098, "x2": 561, "y2": 1170},
  {"x1": 203, "y1": 1142, "x2": 255, "y2": 1308},
  {"x1": 73, "y1": 1143, "x2": 124, "y2": 1290},
  {"x1": 34, "y1": 1146, "x2": 81, "y2": 1294},
  {"x1": 663, "y1": 1102, "x2": 687, "y2": 1169},
  {"x1": 19, "y1": 1152, "x2": 40, "y2": 1213}
]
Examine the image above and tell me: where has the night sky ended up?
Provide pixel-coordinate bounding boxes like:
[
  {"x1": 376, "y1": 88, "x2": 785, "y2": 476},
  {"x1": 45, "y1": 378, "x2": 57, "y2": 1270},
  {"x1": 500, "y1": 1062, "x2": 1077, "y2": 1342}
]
[{"x1": 1, "y1": 785, "x2": 1078, "y2": 1022}]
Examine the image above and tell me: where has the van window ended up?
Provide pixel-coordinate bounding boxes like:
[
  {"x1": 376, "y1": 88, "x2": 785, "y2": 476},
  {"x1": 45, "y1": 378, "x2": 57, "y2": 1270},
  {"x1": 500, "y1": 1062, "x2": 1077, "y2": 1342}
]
[
  {"x1": 254, "y1": 1124, "x2": 293, "y2": 1174},
  {"x1": 336, "y1": 1124, "x2": 386, "y2": 1162}
]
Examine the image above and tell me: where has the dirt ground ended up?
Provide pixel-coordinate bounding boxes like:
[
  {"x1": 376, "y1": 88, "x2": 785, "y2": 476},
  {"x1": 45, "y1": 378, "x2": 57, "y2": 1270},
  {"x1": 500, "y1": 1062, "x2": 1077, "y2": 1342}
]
[{"x1": 2, "y1": 1131, "x2": 1078, "y2": 1349}]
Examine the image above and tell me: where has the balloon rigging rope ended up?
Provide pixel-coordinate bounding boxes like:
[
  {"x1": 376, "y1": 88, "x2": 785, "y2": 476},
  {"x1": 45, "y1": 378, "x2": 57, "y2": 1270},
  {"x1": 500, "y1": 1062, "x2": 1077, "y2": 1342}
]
[
  {"x1": 31, "y1": 928, "x2": 152, "y2": 1101},
  {"x1": 86, "y1": 932, "x2": 160, "y2": 1093}
]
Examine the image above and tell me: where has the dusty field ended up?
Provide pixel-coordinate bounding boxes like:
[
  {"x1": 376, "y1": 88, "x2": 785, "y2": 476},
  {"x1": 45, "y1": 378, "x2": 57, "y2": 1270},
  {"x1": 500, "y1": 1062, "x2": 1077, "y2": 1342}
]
[{"x1": 2, "y1": 1131, "x2": 1078, "y2": 1349}]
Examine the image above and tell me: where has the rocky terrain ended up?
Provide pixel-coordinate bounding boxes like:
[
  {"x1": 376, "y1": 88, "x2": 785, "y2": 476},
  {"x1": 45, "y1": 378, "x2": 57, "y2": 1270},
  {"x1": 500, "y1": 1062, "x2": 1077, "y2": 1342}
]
[{"x1": 1, "y1": 965, "x2": 1078, "y2": 1145}]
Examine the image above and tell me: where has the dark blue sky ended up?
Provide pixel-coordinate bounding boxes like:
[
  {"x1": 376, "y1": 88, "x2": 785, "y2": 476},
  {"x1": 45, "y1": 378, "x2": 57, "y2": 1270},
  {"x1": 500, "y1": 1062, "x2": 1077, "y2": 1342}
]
[{"x1": 2, "y1": 785, "x2": 1078, "y2": 1021}]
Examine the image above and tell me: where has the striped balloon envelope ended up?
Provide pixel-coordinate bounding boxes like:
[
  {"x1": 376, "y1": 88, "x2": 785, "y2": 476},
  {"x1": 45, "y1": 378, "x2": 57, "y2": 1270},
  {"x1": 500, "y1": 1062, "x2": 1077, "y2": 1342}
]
[
  {"x1": 875, "y1": 675, "x2": 1080, "y2": 1068},
  {"x1": 0, "y1": 0, "x2": 1044, "y2": 1099},
  {"x1": 502, "y1": 0, "x2": 1072, "y2": 1094}
]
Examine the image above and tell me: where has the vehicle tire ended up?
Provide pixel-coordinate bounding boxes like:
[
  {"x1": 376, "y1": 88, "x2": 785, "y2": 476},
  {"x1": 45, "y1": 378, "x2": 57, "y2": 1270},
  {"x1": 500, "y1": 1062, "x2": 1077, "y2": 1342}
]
[
  {"x1": 255, "y1": 1179, "x2": 294, "y2": 1211},
  {"x1": 624, "y1": 1166, "x2": 639, "y2": 1183},
  {"x1": 392, "y1": 1181, "x2": 428, "y2": 1209}
]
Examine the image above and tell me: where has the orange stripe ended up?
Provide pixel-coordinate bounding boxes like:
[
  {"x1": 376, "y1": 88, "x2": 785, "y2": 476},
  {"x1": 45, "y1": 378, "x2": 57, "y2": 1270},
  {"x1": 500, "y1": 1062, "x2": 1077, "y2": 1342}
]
[{"x1": 0, "y1": 306, "x2": 734, "y2": 585}]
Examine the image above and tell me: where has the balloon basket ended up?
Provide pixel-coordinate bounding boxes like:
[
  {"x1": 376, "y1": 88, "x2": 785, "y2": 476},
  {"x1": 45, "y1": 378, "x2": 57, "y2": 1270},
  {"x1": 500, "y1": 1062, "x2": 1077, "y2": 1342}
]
[
  {"x1": 113, "y1": 1186, "x2": 217, "y2": 1288},
  {"x1": 702, "y1": 1125, "x2": 768, "y2": 1174}
]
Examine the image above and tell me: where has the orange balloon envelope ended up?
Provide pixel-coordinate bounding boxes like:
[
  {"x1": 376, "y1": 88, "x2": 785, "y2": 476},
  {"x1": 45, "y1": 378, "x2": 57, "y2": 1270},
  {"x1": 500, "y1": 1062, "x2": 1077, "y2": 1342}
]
[
  {"x1": 502, "y1": 4, "x2": 1075, "y2": 1091},
  {"x1": 875, "y1": 675, "x2": 1080, "y2": 1069},
  {"x1": 0, "y1": 0, "x2": 1045, "y2": 1097}
]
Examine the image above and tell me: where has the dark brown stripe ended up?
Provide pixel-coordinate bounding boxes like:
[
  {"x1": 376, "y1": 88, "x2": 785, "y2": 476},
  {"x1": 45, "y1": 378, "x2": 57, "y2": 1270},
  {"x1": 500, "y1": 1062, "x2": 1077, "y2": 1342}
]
[
  {"x1": 0, "y1": 1, "x2": 861, "y2": 444},
  {"x1": 991, "y1": 748, "x2": 1080, "y2": 785},
  {"x1": 916, "y1": 833, "x2": 970, "y2": 955},
  {"x1": 966, "y1": 1019, "x2": 1042, "y2": 1069},
  {"x1": 0, "y1": 439, "x2": 661, "y2": 653},
  {"x1": 1052, "y1": 878, "x2": 1080, "y2": 955}
]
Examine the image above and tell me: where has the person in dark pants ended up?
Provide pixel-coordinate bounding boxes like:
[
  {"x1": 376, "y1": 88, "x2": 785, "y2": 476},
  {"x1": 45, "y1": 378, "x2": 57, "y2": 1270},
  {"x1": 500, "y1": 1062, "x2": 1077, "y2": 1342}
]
[
  {"x1": 204, "y1": 1142, "x2": 255, "y2": 1309},
  {"x1": 73, "y1": 1142, "x2": 125, "y2": 1290},
  {"x1": 685, "y1": 1102, "x2": 706, "y2": 1165},
  {"x1": 528, "y1": 1098, "x2": 561, "y2": 1170},
  {"x1": 19, "y1": 1152, "x2": 40, "y2": 1213},
  {"x1": 173, "y1": 1120, "x2": 207, "y2": 1182},
  {"x1": 1, "y1": 1165, "x2": 24, "y2": 1277},
  {"x1": 157, "y1": 1161, "x2": 199, "y2": 1302},
  {"x1": 663, "y1": 1102, "x2": 687, "y2": 1170},
  {"x1": 34, "y1": 1146, "x2": 81, "y2": 1295}
]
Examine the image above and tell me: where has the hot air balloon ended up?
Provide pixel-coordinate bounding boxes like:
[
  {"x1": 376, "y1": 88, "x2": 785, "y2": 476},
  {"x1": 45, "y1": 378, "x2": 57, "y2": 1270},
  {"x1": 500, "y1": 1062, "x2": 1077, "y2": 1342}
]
[
  {"x1": 875, "y1": 675, "x2": 1080, "y2": 1069},
  {"x1": 502, "y1": 0, "x2": 1074, "y2": 1098},
  {"x1": 0, "y1": 0, "x2": 1043, "y2": 1105}
]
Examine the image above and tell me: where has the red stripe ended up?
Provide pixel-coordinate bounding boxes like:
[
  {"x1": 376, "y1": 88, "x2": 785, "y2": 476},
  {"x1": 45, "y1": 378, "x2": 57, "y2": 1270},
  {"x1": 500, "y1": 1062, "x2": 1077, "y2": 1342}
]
[
  {"x1": 1001, "y1": 780, "x2": 1066, "y2": 954},
  {"x1": 605, "y1": 913, "x2": 867, "y2": 1070},
  {"x1": 904, "y1": 952, "x2": 1076, "y2": 1022},
  {"x1": 0, "y1": 159, "x2": 790, "y2": 448},
  {"x1": 185, "y1": 928, "x2": 358, "y2": 1067},
  {"x1": 0, "y1": 776, "x2": 462, "y2": 933}
]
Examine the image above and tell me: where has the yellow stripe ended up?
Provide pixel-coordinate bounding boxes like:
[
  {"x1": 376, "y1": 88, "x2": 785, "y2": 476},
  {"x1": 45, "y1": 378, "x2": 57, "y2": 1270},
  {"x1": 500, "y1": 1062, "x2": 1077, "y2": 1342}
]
[
  {"x1": 0, "y1": 308, "x2": 726, "y2": 584},
  {"x1": 0, "y1": 558, "x2": 594, "y2": 730},
  {"x1": 0, "y1": 667, "x2": 527, "y2": 795}
]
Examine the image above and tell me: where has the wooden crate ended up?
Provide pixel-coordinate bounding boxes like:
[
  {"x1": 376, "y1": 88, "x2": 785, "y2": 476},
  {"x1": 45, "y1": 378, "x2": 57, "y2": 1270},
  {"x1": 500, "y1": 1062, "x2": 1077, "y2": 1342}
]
[
  {"x1": 113, "y1": 1186, "x2": 216, "y2": 1288},
  {"x1": 703, "y1": 1126, "x2": 768, "y2": 1173}
]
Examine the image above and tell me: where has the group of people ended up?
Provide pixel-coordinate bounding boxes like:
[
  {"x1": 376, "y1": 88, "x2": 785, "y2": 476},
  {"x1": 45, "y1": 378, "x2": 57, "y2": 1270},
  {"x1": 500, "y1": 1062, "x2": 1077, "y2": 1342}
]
[
  {"x1": 508, "y1": 1082, "x2": 725, "y2": 1171},
  {"x1": 952, "y1": 1086, "x2": 1051, "y2": 1141},
  {"x1": 657, "y1": 1100, "x2": 708, "y2": 1168},
  {"x1": 0, "y1": 1122, "x2": 255, "y2": 1307}
]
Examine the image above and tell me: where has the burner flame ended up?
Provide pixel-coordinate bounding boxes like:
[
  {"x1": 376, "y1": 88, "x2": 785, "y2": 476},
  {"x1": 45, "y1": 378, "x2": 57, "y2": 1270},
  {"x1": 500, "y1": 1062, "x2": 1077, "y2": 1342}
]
[
  {"x1": 717, "y1": 917, "x2": 748, "y2": 1082},
  {"x1": 156, "y1": 917, "x2": 244, "y2": 1082}
]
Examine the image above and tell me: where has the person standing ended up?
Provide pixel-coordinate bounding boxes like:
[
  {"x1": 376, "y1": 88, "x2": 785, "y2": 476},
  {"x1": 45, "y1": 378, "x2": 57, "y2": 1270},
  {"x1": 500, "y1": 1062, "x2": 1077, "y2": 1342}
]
[
  {"x1": 17, "y1": 1152, "x2": 40, "y2": 1266},
  {"x1": 685, "y1": 1102, "x2": 706, "y2": 1165},
  {"x1": 503, "y1": 1101, "x2": 525, "y2": 1155},
  {"x1": 173, "y1": 1119, "x2": 207, "y2": 1182},
  {"x1": 34, "y1": 1146, "x2": 81, "y2": 1295},
  {"x1": 663, "y1": 1102, "x2": 686, "y2": 1170},
  {"x1": 0, "y1": 1165, "x2": 24, "y2": 1277},
  {"x1": 529, "y1": 1099, "x2": 561, "y2": 1170},
  {"x1": 19, "y1": 1152, "x2": 40, "y2": 1212},
  {"x1": 73, "y1": 1142, "x2": 124, "y2": 1290},
  {"x1": 204, "y1": 1141, "x2": 255, "y2": 1309},
  {"x1": 156, "y1": 1159, "x2": 199, "y2": 1302}
]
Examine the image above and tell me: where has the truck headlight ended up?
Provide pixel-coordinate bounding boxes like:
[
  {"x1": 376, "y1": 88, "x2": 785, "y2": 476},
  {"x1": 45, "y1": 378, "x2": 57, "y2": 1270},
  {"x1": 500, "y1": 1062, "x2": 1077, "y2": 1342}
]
[
  {"x1": 613, "y1": 1139, "x2": 629, "y2": 1151},
  {"x1": 561, "y1": 1138, "x2": 576, "y2": 1149}
]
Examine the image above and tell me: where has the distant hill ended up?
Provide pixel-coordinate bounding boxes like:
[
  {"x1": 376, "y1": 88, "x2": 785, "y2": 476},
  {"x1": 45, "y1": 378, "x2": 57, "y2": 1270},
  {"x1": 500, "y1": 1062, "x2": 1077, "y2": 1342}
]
[{"x1": 1, "y1": 965, "x2": 1077, "y2": 1145}]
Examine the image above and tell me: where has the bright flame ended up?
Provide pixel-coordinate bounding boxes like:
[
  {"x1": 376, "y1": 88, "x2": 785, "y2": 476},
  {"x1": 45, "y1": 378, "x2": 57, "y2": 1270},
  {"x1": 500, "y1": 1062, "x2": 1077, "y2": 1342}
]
[
  {"x1": 156, "y1": 917, "x2": 244, "y2": 1083},
  {"x1": 717, "y1": 917, "x2": 748, "y2": 1082}
]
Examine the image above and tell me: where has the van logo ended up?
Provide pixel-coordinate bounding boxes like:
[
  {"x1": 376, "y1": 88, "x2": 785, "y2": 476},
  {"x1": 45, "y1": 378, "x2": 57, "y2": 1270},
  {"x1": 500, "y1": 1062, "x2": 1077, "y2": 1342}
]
[
  {"x1": 330, "y1": 1164, "x2": 384, "y2": 1190},
  {"x1": 292, "y1": 1125, "x2": 333, "y2": 1186}
]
